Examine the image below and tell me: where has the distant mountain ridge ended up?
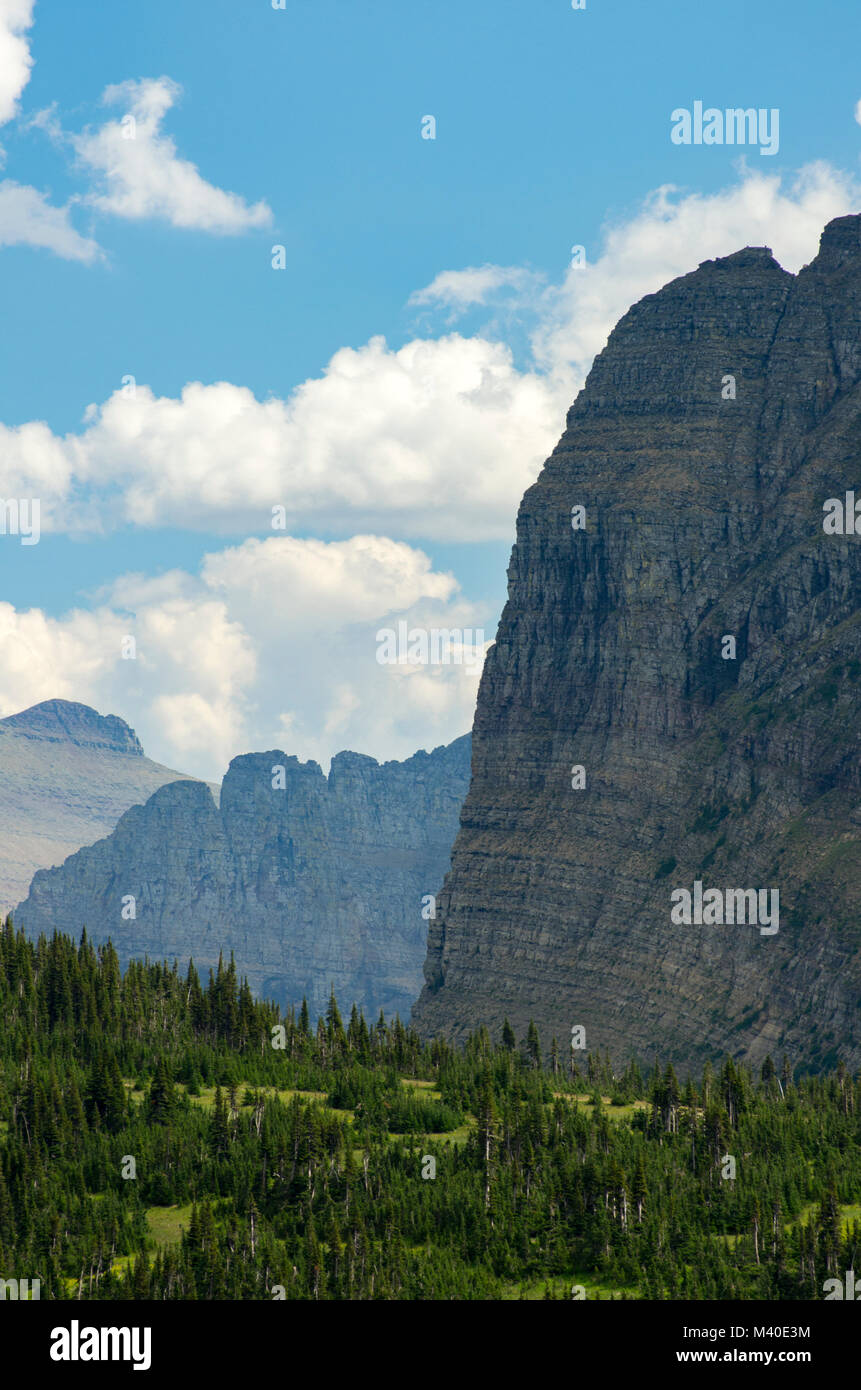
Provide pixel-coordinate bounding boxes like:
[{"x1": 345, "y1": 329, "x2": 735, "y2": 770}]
[
  {"x1": 0, "y1": 699, "x2": 145, "y2": 754},
  {"x1": 14, "y1": 730, "x2": 472, "y2": 1022},
  {"x1": 0, "y1": 699, "x2": 206, "y2": 916}
]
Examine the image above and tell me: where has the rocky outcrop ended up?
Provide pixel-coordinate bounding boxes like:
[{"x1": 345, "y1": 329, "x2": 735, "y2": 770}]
[
  {"x1": 15, "y1": 735, "x2": 471, "y2": 1022},
  {"x1": 0, "y1": 699, "x2": 203, "y2": 916},
  {"x1": 412, "y1": 216, "x2": 861, "y2": 1074}
]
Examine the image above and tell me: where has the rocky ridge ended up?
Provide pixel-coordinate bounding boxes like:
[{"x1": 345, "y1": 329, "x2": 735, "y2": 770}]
[
  {"x1": 15, "y1": 734, "x2": 472, "y2": 1022},
  {"x1": 412, "y1": 216, "x2": 861, "y2": 1074},
  {"x1": 0, "y1": 699, "x2": 204, "y2": 916}
]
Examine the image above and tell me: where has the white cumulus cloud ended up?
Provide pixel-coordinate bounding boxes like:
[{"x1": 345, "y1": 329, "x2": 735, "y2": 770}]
[
  {"x1": 0, "y1": 591, "x2": 254, "y2": 775},
  {"x1": 532, "y1": 163, "x2": 861, "y2": 380},
  {"x1": 0, "y1": 0, "x2": 34, "y2": 126},
  {"x1": 0, "y1": 179, "x2": 101, "y2": 260},
  {"x1": 4, "y1": 162, "x2": 861, "y2": 778},
  {"x1": 0, "y1": 535, "x2": 488, "y2": 779},
  {"x1": 0, "y1": 9, "x2": 96, "y2": 261},
  {"x1": 0, "y1": 3, "x2": 97, "y2": 263},
  {"x1": 0, "y1": 335, "x2": 563, "y2": 541},
  {"x1": 72, "y1": 77, "x2": 272, "y2": 232},
  {"x1": 4, "y1": 163, "x2": 861, "y2": 541}
]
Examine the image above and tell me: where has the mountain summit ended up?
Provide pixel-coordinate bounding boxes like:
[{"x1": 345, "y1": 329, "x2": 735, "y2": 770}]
[
  {"x1": 1, "y1": 699, "x2": 145, "y2": 755},
  {"x1": 0, "y1": 699, "x2": 201, "y2": 916},
  {"x1": 411, "y1": 215, "x2": 861, "y2": 1073}
]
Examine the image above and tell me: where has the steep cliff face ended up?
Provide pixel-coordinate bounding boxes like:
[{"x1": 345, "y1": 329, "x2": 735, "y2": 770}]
[
  {"x1": 412, "y1": 216, "x2": 861, "y2": 1074},
  {"x1": 16, "y1": 735, "x2": 471, "y2": 1021},
  {"x1": 0, "y1": 699, "x2": 203, "y2": 916}
]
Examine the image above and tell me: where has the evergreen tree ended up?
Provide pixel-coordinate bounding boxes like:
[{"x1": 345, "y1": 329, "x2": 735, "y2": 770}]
[{"x1": 525, "y1": 1021, "x2": 541, "y2": 1070}]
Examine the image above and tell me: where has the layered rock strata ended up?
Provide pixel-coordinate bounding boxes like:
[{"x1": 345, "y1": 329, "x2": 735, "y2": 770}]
[{"x1": 412, "y1": 217, "x2": 861, "y2": 1074}]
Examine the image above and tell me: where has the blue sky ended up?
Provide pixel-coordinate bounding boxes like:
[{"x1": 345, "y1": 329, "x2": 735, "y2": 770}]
[{"x1": 1, "y1": 0, "x2": 860, "y2": 778}]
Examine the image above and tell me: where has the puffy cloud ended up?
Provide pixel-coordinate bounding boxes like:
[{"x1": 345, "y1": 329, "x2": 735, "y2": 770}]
[
  {"x1": 200, "y1": 534, "x2": 458, "y2": 630},
  {"x1": 195, "y1": 534, "x2": 488, "y2": 769},
  {"x1": 0, "y1": 179, "x2": 101, "y2": 260},
  {"x1": 0, "y1": 535, "x2": 488, "y2": 779},
  {"x1": 0, "y1": 0, "x2": 34, "y2": 126},
  {"x1": 0, "y1": 603, "x2": 112, "y2": 710},
  {"x1": 532, "y1": 163, "x2": 861, "y2": 380},
  {"x1": 0, "y1": 10, "x2": 100, "y2": 262},
  {"x1": 72, "y1": 77, "x2": 272, "y2": 232},
  {"x1": 0, "y1": 68, "x2": 269, "y2": 256},
  {"x1": 0, "y1": 336, "x2": 563, "y2": 541},
  {"x1": 2, "y1": 162, "x2": 860, "y2": 546},
  {"x1": 5, "y1": 163, "x2": 859, "y2": 774},
  {"x1": 411, "y1": 165, "x2": 861, "y2": 399},
  {"x1": 0, "y1": 415, "x2": 75, "y2": 495},
  {"x1": 0, "y1": 588, "x2": 255, "y2": 776}
]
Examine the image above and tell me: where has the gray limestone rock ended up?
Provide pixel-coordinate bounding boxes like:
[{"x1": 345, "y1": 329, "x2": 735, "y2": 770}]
[
  {"x1": 411, "y1": 216, "x2": 861, "y2": 1075},
  {"x1": 0, "y1": 699, "x2": 205, "y2": 916},
  {"x1": 15, "y1": 733, "x2": 471, "y2": 1022}
]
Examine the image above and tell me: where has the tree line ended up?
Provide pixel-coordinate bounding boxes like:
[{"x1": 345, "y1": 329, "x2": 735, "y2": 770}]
[{"x1": 0, "y1": 918, "x2": 858, "y2": 1300}]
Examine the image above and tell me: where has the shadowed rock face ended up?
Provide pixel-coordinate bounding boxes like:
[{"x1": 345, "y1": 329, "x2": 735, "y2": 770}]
[
  {"x1": 0, "y1": 699, "x2": 202, "y2": 916},
  {"x1": 411, "y1": 216, "x2": 861, "y2": 1075},
  {"x1": 15, "y1": 735, "x2": 471, "y2": 1023}
]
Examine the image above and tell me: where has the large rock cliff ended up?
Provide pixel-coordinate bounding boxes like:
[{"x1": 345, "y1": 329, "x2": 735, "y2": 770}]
[
  {"x1": 412, "y1": 216, "x2": 861, "y2": 1074},
  {"x1": 0, "y1": 699, "x2": 202, "y2": 916},
  {"x1": 15, "y1": 735, "x2": 471, "y2": 1022}
]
